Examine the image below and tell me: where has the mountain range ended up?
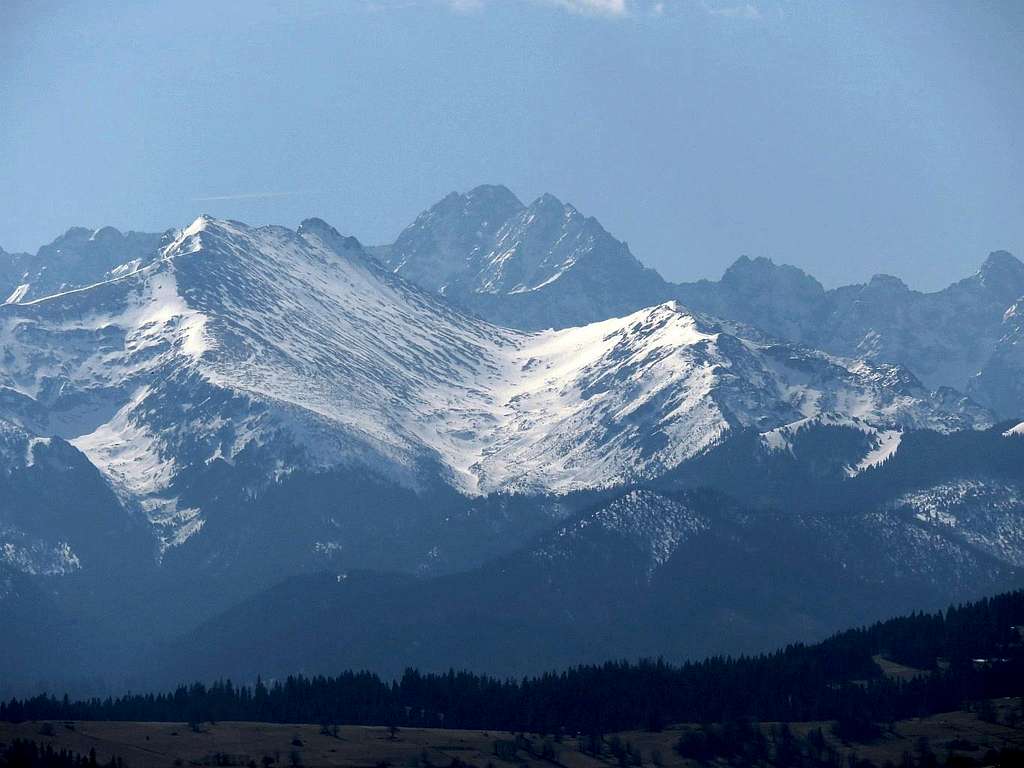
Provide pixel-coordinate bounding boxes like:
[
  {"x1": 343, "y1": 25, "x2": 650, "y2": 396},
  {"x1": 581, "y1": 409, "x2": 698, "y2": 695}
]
[
  {"x1": 376, "y1": 186, "x2": 1024, "y2": 418},
  {"x1": 1, "y1": 186, "x2": 1022, "y2": 694}
]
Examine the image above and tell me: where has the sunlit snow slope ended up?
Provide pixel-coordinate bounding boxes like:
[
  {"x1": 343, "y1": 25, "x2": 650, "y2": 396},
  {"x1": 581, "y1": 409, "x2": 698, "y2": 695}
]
[{"x1": 0, "y1": 217, "x2": 991, "y2": 547}]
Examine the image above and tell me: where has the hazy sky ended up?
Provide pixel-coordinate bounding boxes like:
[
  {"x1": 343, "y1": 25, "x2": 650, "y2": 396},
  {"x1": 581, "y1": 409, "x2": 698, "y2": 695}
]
[{"x1": 3, "y1": 0, "x2": 1022, "y2": 289}]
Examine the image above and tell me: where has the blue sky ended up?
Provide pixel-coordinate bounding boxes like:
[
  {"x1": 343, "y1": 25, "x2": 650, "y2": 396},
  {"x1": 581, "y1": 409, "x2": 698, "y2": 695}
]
[{"x1": 3, "y1": 0, "x2": 1022, "y2": 289}]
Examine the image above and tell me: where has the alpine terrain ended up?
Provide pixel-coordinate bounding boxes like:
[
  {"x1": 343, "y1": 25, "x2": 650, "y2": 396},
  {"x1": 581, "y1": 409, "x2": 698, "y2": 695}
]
[{"x1": 1, "y1": 189, "x2": 1023, "y2": 693}]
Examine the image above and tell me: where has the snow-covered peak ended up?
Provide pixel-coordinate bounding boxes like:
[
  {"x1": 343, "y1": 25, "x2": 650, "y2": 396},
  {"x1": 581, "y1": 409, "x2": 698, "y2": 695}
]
[
  {"x1": 0, "y1": 216, "x2": 995, "y2": 549},
  {"x1": 182, "y1": 214, "x2": 213, "y2": 236},
  {"x1": 295, "y1": 216, "x2": 342, "y2": 241},
  {"x1": 674, "y1": 248, "x2": 1024, "y2": 412},
  {"x1": 526, "y1": 191, "x2": 576, "y2": 217},
  {"x1": 383, "y1": 185, "x2": 525, "y2": 293},
  {"x1": 377, "y1": 186, "x2": 670, "y2": 330}
]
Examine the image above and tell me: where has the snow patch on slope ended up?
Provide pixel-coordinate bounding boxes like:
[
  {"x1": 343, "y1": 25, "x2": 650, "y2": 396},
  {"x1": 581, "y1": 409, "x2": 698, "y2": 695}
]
[
  {"x1": 4, "y1": 284, "x2": 29, "y2": 305},
  {"x1": 848, "y1": 429, "x2": 902, "y2": 475},
  {"x1": 591, "y1": 490, "x2": 710, "y2": 571},
  {"x1": 538, "y1": 490, "x2": 710, "y2": 576},
  {"x1": 760, "y1": 413, "x2": 868, "y2": 454},
  {"x1": 759, "y1": 414, "x2": 902, "y2": 476},
  {"x1": 0, "y1": 533, "x2": 81, "y2": 576},
  {"x1": 474, "y1": 303, "x2": 727, "y2": 492},
  {"x1": 893, "y1": 480, "x2": 1024, "y2": 566}
]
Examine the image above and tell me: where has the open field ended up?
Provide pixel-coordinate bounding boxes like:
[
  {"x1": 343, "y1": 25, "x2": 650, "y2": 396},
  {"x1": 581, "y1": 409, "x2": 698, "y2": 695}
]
[{"x1": 2, "y1": 699, "x2": 1022, "y2": 768}]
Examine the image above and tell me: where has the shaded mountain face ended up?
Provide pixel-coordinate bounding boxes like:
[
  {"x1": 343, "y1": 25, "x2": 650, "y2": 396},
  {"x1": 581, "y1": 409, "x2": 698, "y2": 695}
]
[
  {"x1": 0, "y1": 418, "x2": 159, "y2": 696},
  {"x1": 0, "y1": 560, "x2": 94, "y2": 697},
  {"x1": 971, "y1": 297, "x2": 1024, "y2": 417},
  {"x1": 0, "y1": 419, "x2": 146, "y2": 577},
  {"x1": 652, "y1": 254, "x2": 1021, "y2": 412},
  {"x1": 1, "y1": 226, "x2": 168, "y2": 305},
  {"x1": 0, "y1": 202, "x2": 1021, "y2": 694},
  {"x1": 818, "y1": 252, "x2": 1024, "y2": 392},
  {"x1": 142, "y1": 425, "x2": 1024, "y2": 686},
  {"x1": 677, "y1": 251, "x2": 1024, "y2": 417},
  {"x1": 379, "y1": 185, "x2": 672, "y2": 330},
  {"x1": 150, "y1": 453, "x2": 1024, "y2": 683},
  {"x1": 382, "y1": 184, "x2": 525, "y2": 293},
  {"x1": 675, "y1": 256, "x2": 829, "y2": 344}
]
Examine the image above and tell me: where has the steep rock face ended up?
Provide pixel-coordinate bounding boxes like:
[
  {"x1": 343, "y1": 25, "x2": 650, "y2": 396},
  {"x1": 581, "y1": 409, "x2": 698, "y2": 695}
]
[
  {"x1": 1, "y1": 226, "x2": 168, "y2": 305},
  {"x1": 0, "y1": 417, "x2": 149, "y2": 583},
  {"x1": 970, "y1": 297, "x2": 1024, "y2": 418},
  {"x1": 385, "y1": 184, "x2": 525, "y2": 293},
  {"x1": 675, "y1": 251, "x2": 1024, "y2": 413},
  {"x1": 380, "y1": 186, "x2": 672, "y2": 330},
  {"x1": 0, "y1": 247, "x2": 30, "y2": 303},
  {"x1": 820, "y1": 252, "x2": 1024, "y2": 396},
  {"x1": 675, "y1": 256, "x2": 829, "y2": 344}
]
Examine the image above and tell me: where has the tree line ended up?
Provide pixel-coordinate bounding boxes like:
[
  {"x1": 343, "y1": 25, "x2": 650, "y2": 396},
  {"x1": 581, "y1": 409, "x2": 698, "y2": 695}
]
[
  {"x1": 0, "y1": 739, "x2": 124, "y2": 768},
  {"x1": 3, "y1": 591, "x2": 1023, "y2": 734}
]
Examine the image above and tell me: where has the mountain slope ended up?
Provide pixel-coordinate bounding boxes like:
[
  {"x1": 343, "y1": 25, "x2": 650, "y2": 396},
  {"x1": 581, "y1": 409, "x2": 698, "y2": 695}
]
[
  {"x1": 675, "y1": 255, "x2": 830, "y2": 344},
  {"x1": 149, "y1": 483, "x2": 1024, "y2": 683},
  {"x1": 0, "y1": 210, "x2": 1020, "y2": 691},
  {"x1": 379, "y1": 185, "x2": 672, "y2": 330},
  {"x1": 0, "y1": 418, "x2": 144, "y2": 577},
  {"x1": 376, "y1": 188, "x2": 1024, "y2": 419},
  {"x1": 145, "y1": 426, "x2": 1024, "y2": 684},
  {"x1": 971, "y1": 295, "x2": 1024, "y2": 417},
  {"x1": 675, "y1": 250, "x2": 1024, "y2": 412},
  {"x1": 0, "y1": 216, "x2": 988, "y2": 528},
  {"x1": 1, "y1": 226, "x2": 167, "y2": 305},
  {"x1": 381, "y1": 184, "x2": 525, "y2": 293}
]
